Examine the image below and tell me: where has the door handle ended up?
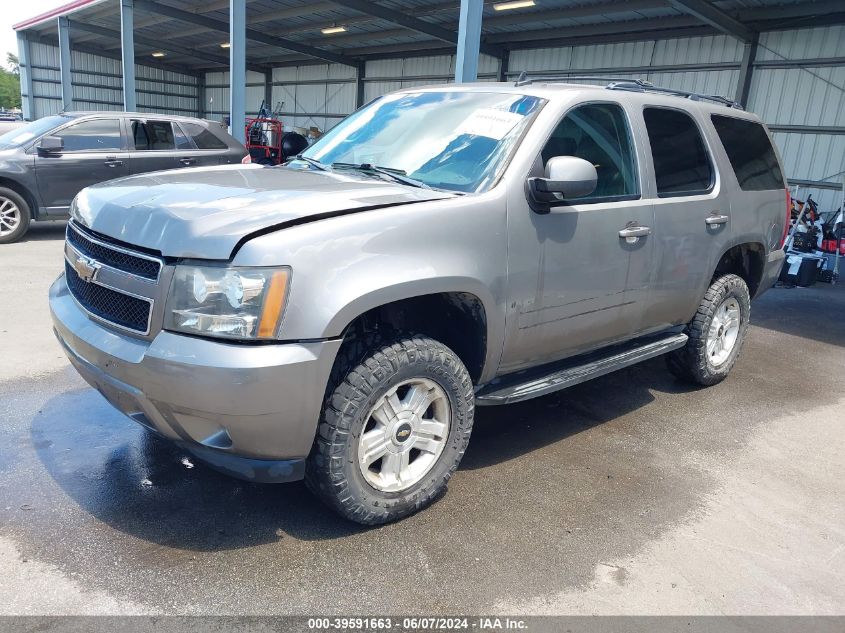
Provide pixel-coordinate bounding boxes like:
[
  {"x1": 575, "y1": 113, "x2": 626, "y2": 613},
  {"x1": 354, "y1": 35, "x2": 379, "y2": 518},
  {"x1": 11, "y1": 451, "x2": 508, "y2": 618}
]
[
  {"x1": 618, "y1": 225, "x2": 652, "y2": 238},
  {"x1": 180, "y1": 157, "x2": 197, "y2": 166},
  {"x1": 104, "y1": 158, "x2": 124, "y2": 167},
  {"x1": 705, "y1": 213, "x2": 730, "y2": 226}
]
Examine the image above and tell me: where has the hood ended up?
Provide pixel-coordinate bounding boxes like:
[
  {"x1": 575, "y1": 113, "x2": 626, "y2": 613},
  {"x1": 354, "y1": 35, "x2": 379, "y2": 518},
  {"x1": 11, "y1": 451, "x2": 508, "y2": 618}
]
[{"x1": 72, "y1": 164, "x2": 456, "y2": 259}]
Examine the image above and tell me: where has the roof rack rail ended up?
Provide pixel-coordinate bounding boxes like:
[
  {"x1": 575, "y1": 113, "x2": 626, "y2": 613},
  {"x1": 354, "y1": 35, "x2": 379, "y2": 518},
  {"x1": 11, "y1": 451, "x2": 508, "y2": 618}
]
[
  {"x1": 511, "y1": 71, "x2": 743, "y2": 110},
  {"x1": 605, "y1": 81, "x2": 743, "y2": 109},
  {"x1": 513, "y1": 71, "x2": 653, "y2": 88}
]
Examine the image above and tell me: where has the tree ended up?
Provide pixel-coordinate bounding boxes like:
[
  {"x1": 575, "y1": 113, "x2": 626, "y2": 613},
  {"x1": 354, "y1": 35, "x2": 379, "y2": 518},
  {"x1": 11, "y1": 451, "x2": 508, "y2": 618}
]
[{"x1": 0, "y1": 54, "x2": 21, "y2": 109}]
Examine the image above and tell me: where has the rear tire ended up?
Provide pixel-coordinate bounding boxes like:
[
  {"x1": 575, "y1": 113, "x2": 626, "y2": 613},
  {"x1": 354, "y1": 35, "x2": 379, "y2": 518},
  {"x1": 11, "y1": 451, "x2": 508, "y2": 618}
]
[
  {"x1": 305, "y1": 335, "x2": 474, "y2": 525},
  {"x1": 0, "y1": 187, "x2": 31, "y2": 244},
  {"x1": 666, "y1": 273, "x2": 751, "y2": 386}
]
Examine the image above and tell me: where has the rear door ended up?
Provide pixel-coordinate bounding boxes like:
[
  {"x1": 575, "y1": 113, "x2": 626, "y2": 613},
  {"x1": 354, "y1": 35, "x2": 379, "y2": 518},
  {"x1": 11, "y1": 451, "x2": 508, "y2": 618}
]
[
  {"x1": 638, "y1": 106, "x2": 733, "y2": 332},
  {"x1": 179, "y1": 121, "x2": 239, "y2": 166},
  {"x1": 127, "y1": 118, "x2": 186, "y2": 174},
  {"x1": 709, "y1": 114, "x2": 787, "y2": 259},
  {"x1": 34, "y1": 116, "x2": 129, "y2": 211}
]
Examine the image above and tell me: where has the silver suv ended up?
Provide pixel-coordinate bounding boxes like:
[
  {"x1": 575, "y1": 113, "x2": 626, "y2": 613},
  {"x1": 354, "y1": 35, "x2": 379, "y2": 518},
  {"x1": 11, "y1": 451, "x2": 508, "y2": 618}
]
[{"x1": 49, "y1": 80, "x2": 788, "y2": 524}]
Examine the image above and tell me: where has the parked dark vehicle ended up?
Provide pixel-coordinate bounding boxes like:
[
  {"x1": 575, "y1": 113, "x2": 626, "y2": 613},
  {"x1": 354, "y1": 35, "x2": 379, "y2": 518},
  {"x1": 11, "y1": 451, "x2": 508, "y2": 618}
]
[{"x1": 0, "y1": 112, "x2": 247, "y2": 243}]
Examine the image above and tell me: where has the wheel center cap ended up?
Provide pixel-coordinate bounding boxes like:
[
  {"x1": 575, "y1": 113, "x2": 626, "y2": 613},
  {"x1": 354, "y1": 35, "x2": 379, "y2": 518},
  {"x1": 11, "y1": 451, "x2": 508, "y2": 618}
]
[{"x1": 394, "y1": 422, "x2": 413, "y2": 444}]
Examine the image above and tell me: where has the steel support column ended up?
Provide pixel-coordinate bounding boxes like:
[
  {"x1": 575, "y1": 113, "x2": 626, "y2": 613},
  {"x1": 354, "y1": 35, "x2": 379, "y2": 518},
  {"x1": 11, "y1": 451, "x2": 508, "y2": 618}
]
[
  {"x1": 16, "y1": 32, "x2": 34, "y2": 120},
  {"x1": 197, "y1": 74, "x2": 207, "y2": 118},
  {"x1": 498, "y1": 49, "x2": 509, "y2": 82},
  {"x1": 229, "y1": 0, "x2": 246, "y2": 143},
  {"x1": 356, "y1": 61, "x2": 366, "y2": 107},
  {"x1": 264, "y1": 70, "x2": 273, "y2": 111},
  {"x1": 120, "y1": 0, "x2": 136, "y2": 111},
  {"x1": 57, "y1": 16, "x2": 73, "y2": 110},
  {"x1": 455, "y1": 0, "x2": 483, "y2": 82},
  {"x1": 735, "y1": 33, "x2": 758, "y2": 108}
]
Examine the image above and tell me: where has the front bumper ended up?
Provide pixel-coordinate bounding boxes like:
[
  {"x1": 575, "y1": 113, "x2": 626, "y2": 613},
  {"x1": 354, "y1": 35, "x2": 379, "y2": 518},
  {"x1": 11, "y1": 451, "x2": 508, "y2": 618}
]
[{"x1": 49, "y1": 274, "x2": 341, "y2": 482}]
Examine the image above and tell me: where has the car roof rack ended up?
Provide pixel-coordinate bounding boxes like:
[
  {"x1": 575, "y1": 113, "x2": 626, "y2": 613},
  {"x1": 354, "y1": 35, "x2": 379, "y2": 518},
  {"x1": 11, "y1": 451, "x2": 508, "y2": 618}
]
[
  {"x1": 513, "y1": 71, "x2": 653, "y2": 88},
  {"x1": 512, "y1": 71, "x2": 743, "y2": 110},
  {"x1": 606, "y1": 80, "x2": 743, "y2": 109}
]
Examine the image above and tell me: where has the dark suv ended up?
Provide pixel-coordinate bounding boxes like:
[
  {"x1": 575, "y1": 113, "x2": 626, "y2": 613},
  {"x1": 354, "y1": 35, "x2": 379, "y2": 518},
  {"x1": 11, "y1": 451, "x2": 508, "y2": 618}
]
[{"x1": 0, "y1": 112, "x2": 247, "y2": 243}]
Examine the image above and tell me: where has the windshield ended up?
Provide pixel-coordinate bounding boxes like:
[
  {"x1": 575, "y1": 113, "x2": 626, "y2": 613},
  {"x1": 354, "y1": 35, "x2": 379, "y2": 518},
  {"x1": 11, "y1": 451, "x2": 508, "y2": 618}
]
[
  {"x1": 0, "y1": 115, "x2": 72, "y2": 149},
  {"x1": 302, "y1": 91, "x2": 544, "y2": 193}
]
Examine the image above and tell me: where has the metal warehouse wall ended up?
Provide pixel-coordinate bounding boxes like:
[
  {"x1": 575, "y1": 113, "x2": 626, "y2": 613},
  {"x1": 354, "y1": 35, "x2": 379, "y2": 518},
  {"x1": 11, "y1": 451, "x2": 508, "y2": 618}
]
[
  {"x1": 750, "y1": 26, "x2": 845, "y2": 211},
  {"x1": 363, "y1": 53, "x2": 500, "y2": 101},
  {"x1": 27, "y1": 41, "x2": 199, "y2": 119}
]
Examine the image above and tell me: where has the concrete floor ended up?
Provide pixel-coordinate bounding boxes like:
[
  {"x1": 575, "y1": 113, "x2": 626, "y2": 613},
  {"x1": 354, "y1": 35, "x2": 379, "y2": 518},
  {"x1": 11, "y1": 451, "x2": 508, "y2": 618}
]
[{"x1": 1, "y1": 221, "x2": 843, "y2": 615}]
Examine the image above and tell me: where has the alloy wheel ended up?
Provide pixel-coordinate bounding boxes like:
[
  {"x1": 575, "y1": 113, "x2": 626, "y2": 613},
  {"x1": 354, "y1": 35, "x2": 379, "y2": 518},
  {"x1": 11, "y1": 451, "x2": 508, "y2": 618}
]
[{"x1": 357, "y1": 378, "x2": 451, "y2": 493}]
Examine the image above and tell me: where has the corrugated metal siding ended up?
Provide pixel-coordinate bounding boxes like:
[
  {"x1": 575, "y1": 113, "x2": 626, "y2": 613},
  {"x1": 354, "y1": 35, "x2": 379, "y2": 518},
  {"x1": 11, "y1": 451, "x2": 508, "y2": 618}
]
[
  {"x1": 757, "y1": 25, "x2": 845, "y2": 61},
  {"x1": 268, "y1": 64, "x2": 356, "y2": 133},
  {"x1": 25, "y1": 41, "x2": 198, "y2": 119},
  {"x1": 509, "y1": 35, "x2": 744, "y2": 72},
  {"x1": 751, "y1": 27, "x2": 845, "y2": 209},
  {"x1": 364, "y1": 54, "x2": 500, "y2": 104}
]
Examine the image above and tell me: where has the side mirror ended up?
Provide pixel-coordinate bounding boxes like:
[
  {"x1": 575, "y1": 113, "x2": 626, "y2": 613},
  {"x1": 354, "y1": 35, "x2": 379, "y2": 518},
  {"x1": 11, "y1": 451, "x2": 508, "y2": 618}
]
[
  {"x1": 528, "y1": 156, "x2": 597, "y2": 206},
  {"x1": 37, "y1": 135, "x2": 64, "y2": 156}
]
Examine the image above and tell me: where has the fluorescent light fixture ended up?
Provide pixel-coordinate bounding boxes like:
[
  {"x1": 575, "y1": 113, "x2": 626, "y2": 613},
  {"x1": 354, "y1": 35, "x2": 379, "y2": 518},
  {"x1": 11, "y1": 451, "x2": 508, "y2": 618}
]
[
  {"x1": 151, "y1": 51, "x2": 166, "y2": 57},
  {"x1": 493, "y1": 0, "x2": 535, "y2": 10},
  {"x1": 220, "y1": 42, "x2": 231, "y2": 48},
  {"x1": 321, "y1": 25, "x2": 347, "y2": 35}
]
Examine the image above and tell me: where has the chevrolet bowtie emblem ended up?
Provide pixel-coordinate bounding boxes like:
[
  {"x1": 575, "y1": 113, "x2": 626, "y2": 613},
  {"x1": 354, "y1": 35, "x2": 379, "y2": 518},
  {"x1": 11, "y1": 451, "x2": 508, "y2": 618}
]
[{"x1": 73, "y1": 254, "x2": 100, "y2": 283}]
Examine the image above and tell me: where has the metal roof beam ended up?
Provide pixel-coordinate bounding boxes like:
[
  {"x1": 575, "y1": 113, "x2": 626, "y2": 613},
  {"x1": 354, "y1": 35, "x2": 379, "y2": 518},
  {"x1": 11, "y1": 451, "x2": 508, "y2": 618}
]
[
  {"x1": 665, "y1": 0, "x2": 755, "y2": 42},
  {"x1": 329, "y1": 0, "x2": 505, "y2": 59},
  {"x1": 483, "y1": 0, "x2": 666, "y2": 28},
  {"x1": 132, "y1": 0, "x2": 357, "y2": 67},
  {"x1": 67, "y1": 19, "x2": 267, "y2": 73},
  {"x1": 484, "y1": 15, "x2": 701, "y2": 44},
  {"x1": 737, "y1": 0, "x2": 844, "y2": 22}
]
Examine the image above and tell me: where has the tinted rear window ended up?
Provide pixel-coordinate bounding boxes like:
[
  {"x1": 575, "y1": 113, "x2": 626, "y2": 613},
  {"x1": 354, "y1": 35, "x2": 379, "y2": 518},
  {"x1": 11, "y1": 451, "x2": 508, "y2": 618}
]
[
  {"x1": 644, "y1": 107, "x2": 713, "y2": 196},
  {"x1": 711, "y1": 115, "x2": 784, "y2": 191},
  {"x1": 181, "y1": 122, "x2": 228, "y2": 150},
  {"x1": 132, "y1": 120, "x2": 175, "y2": 151}
]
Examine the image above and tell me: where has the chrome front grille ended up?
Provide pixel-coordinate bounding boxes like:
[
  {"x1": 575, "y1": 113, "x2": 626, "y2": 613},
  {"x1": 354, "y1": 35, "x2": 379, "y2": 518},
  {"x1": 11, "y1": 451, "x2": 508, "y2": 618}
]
[
  {"x1": 64, "y1": 260, "x2": 152, "y2": 333},
  {"x1": 67, "y1": 222, "x2": 161, "y2": 281},
  {"x1": 64, "y1": 221, "x2": 164, "y2": 336}
]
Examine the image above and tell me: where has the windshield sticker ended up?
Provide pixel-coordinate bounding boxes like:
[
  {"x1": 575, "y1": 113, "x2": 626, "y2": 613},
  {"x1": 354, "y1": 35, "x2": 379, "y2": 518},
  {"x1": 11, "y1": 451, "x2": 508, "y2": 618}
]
[{"x1": 457, "y1": 108, "x2": 525, "y2": 140}]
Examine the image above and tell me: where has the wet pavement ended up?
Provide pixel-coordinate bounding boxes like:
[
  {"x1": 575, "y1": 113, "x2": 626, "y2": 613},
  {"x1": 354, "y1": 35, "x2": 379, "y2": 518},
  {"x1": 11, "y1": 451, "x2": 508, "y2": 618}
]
[{"x1": 1, "y1": 224, "x2": 843, "y2": 614}]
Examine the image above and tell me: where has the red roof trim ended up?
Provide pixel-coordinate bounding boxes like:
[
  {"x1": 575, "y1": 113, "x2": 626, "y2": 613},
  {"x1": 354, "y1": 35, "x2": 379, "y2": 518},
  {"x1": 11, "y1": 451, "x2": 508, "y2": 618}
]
[{"x1": 13, "y1": 0, "x2": 104, "y2": 31}]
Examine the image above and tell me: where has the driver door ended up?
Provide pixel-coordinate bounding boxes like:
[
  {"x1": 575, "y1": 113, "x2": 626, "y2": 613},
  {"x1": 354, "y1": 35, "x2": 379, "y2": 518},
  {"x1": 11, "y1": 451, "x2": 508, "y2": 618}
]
[
  {"x1": 34, "y1": 117, "x2": 129, "y2": 212},
  {"x1": 499, "y1": 102, "x2": 655, "y2": 374}
]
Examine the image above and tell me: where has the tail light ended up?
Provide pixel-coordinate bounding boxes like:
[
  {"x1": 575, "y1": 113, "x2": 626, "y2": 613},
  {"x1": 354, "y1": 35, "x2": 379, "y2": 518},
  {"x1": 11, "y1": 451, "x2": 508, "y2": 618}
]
[
  {"x1": 779, "y1": 188, "x2": 791, "y2": 248},
  {"x1": 241, "y1": 154, "x2": 252, "y2": 164}
]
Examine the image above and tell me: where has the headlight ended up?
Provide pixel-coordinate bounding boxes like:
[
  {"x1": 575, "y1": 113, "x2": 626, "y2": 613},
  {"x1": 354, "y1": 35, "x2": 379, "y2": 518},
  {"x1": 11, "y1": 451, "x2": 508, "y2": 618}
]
[{"x1": 165, "y1": 265, "x2": 290, "y2": 340}]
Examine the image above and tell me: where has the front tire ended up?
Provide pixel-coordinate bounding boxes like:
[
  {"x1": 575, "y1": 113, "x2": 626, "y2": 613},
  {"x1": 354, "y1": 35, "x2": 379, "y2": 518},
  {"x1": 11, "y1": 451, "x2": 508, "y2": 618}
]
[
  {"x1": 306, "y1": 335, "x2": 474, "y2": 525},
  {"x1": 0, "y1": 187, "x2": 31, "y2": 244},
  {"x1": 666, "y1": 273, "x2": 751, "y2": 386}
]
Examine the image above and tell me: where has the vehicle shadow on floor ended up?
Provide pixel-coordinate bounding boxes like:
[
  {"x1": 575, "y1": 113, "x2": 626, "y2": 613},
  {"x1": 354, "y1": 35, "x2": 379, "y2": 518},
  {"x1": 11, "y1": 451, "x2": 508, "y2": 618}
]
[
  {"x1": 30, "y1": 358, "x2": 694, "y2": 551},
  {"x1": 463, "y1": 356, "x2": 696, "y2": 470},
  {"x1": 751, "y1": 283, "x2": 845, "y2": 347},
  {"x1": 17, "y1": 221, "x2": 67, "y2": 242}
]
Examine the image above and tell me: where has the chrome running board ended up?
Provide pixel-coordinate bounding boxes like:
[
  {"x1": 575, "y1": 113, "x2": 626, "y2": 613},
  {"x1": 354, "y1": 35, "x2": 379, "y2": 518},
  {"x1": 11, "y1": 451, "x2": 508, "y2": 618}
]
[{"x1": 475, "y1": 331, "x2": 689, "y2": 406}]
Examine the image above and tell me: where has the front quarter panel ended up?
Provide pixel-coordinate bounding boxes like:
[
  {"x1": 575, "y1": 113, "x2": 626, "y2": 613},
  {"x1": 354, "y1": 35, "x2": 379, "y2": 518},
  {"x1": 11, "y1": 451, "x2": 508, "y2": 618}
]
[
  {"x1": 0, "y1": 149, "x2": 38, "y2": 208},
  {"x1": 233, "y1": 191, "x2": 508, "y2": 382}
]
